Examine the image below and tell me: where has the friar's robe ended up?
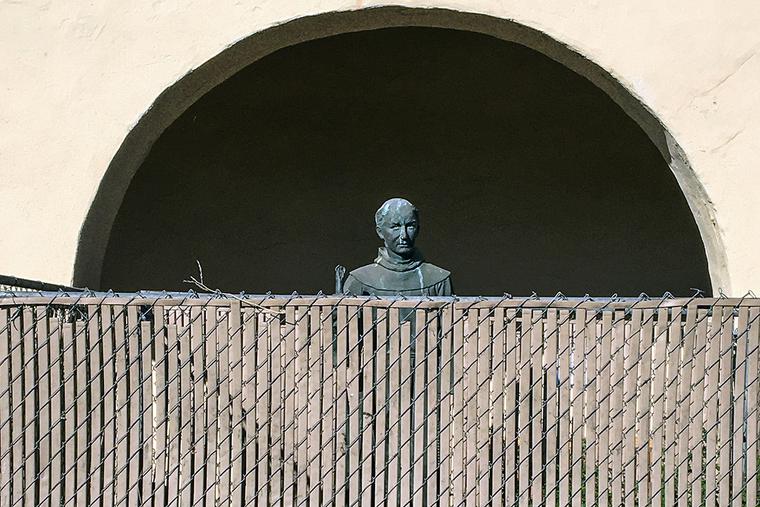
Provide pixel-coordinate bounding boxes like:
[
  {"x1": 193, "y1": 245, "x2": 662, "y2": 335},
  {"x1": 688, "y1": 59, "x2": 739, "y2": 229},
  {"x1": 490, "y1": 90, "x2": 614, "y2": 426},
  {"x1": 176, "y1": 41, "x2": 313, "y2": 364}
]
[{"x1": 343, "y1": 247, "x2": 453, "y2": 296}]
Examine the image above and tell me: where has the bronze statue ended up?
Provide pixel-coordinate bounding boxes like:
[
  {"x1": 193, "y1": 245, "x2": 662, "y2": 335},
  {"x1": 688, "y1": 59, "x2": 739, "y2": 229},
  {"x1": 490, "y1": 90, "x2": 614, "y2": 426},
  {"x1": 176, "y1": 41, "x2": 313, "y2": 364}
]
[{"x1": 342, "y1": 198, "x2": 453, "y2": 296}]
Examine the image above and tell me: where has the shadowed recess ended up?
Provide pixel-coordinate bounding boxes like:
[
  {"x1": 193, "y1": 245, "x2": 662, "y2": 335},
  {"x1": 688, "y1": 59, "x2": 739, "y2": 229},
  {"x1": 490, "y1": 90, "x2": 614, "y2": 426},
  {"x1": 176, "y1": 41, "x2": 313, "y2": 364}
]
[{"x1": 101, "y1": 27, "x2": 711, "y2": 296}]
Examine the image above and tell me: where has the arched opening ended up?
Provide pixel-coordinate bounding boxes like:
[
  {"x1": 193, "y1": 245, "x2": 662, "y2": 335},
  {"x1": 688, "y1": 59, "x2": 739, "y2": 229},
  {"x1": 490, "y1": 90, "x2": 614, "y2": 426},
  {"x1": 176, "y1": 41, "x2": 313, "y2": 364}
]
[{"x1": 76, "y1": 8, "x2": 723, "y2": 296}]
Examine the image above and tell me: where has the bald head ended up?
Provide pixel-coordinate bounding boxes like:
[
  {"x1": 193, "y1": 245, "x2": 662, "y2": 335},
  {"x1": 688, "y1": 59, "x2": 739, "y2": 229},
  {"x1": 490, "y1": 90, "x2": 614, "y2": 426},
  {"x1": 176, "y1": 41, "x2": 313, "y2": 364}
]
[{"x1": 375, "y1": 198, "x2": 419, "y2": 228}]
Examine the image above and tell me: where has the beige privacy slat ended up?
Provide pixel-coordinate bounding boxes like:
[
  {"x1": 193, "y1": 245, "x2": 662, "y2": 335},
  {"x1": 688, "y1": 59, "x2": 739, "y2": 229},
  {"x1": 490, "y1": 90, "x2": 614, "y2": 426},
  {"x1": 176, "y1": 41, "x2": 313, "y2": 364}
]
[
  {"x1": 490, "y1": 307, "x2": 505, "y2": 507},
  {"x1": 0, "y1": 309, "x2": 9, "y2": 505},
  {"x1": 664, "y1": 307, "x2": 682, "y2": 507},
  {"x1": 398, "y1": 319, "x2": 413, "y2": 505},
  {"x1": 623, "y1": 309, "x2": 641, "y2": 507},
  {"x1": 413, "y1": 310, "x2": 427, "y2": 507},
  {"x1": 2, "y1": 297, "x2": 760, "y2": 507},
  {"x1": 307, "y1": 306, "x2": 322, "y2": 506},
  {"x1": 733, "y1": 307, "x2": 749, "y2": 507},
  {"x1": 597, "y1": 310, "x2": 613, "y2": 507},
  {"x1": 746, "y1": 307, "x2": 759, "y2": 507},
  {"x1": 530, "y1": 309, "x2": 544, "y2": 507},
  {"x1": 425, "y1": 309, "x2": 439, "y2": 506},
  {"x1": 475, "y1": 309, "x2": 490, "y2": 506},
  {"x1": 689, "y1": 309, "x2": 708, "y2": 507},
  {"x1": 227, "y1": 303, "x2": 243, "y2": 506},
  {"x1": 518, "y1": 308, "x2": 531, "y2": 505},
  {"x1": 583, "y1": 308, "x2": 597, "y2": 507},
  {"x1": 216, "y1": 311, "x2": 231, "y2": 507},
  {"x1": 461, "y1": 308, "x2": 477, "y2": 505},
  {"x1": 570, "y1": 310, "x2": 584, "y2": 507}
]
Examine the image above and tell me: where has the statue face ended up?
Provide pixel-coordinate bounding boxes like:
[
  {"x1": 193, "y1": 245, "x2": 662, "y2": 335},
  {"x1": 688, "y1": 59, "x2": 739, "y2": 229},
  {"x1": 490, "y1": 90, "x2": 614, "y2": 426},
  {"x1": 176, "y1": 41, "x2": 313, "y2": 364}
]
[{"x1": 376, "y1": 202, "x2": 419, "y2": 258}]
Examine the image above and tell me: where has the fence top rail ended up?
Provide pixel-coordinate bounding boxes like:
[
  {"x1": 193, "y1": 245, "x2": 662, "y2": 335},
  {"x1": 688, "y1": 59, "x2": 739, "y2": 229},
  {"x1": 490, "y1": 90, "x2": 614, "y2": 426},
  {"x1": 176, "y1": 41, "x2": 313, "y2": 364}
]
[{"x1": 0, "y1": 290, "x2": 757, "y2": 310}]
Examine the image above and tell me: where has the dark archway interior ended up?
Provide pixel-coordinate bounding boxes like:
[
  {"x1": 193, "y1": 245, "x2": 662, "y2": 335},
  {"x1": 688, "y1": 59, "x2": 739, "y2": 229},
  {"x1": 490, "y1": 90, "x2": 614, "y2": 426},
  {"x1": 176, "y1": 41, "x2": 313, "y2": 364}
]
[{"x1": 101, "y1": 27, "x2": 711, "y2": 296}]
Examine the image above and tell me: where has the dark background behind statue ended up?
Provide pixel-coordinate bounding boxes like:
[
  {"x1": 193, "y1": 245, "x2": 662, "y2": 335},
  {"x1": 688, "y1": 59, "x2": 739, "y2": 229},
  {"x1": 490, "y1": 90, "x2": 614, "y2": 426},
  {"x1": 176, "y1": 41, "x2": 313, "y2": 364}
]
[{"x1": 101, "y1": 27, "x2": 711, "y2": 296}]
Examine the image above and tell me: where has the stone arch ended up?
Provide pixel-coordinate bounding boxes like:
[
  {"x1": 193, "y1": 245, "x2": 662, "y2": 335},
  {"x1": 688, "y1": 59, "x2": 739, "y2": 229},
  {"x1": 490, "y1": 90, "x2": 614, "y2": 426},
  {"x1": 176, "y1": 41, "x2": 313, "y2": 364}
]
[{"x1": 73, "y1": 6, "x2": 729, "y2": 292}]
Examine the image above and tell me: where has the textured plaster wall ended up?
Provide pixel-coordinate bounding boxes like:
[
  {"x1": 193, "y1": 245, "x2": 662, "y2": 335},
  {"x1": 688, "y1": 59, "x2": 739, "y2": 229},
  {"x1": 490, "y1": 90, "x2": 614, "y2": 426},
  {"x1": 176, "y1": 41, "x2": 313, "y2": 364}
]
[{"x1": 0, "y1": 1, "x2": 758, "y2": 294}]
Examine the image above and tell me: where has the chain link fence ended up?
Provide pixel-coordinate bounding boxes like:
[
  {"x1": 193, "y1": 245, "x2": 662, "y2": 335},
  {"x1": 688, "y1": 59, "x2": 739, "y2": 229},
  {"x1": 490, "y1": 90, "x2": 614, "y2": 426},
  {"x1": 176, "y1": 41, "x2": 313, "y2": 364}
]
[{"x1": 0, "y1": 291, "x2": 758, "y2": 506}]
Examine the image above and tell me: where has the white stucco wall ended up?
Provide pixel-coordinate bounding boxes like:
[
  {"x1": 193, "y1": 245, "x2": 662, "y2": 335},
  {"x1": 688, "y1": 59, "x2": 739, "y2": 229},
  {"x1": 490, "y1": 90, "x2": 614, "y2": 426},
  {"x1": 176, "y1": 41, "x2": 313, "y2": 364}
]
[{"x1": 1, "y1": 1, "x2": 758, "y2": 294}]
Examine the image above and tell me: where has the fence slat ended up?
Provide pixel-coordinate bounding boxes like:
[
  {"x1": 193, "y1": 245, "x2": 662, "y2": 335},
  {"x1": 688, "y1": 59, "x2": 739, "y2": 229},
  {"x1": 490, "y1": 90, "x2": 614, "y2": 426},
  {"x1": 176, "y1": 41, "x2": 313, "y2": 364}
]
[
  {"x1": 36, "y1": 310, "x2": 50, "y2": 507},
  {"x1": 386, "y1": 307, "x2": 402, "y2": 505},
  {"x1": 128, "y1": 311, "x2": 144, "y2": 505},
  {"x1": 320, "y1": 307, "x2": 335, "y2": 505},
  {"x1": 216, "y1": 311, "x2": 231, "y2": 507},
  {"x1": 689, "y1": 309, "x2": 708, "y2": 506},
  {"x1": 398, "y1": 319, "x2": 413, "y2": 505},
  {"x1": 270, "y1": 310, "x2": 284, "y2": 506},
  {"x1": 253, "y1": 311, "x2": 271, "y2": 507},
  {"x1": 61, "y1": 321, "x2": 77, "y2": 506},
  {"x1": 623, "y1": 308, "x2": 641, "y2": 506},
  {"x1": 22, "y1": 308, "x2": 36, "y2": 507},
  {"x1": 280, "y1": 306, "x2": 296, "y2": 506},
  {"x1": 177, "y1": 310, "x2": 194, "y2": 507},
  {"x1": 490, "y1": 307, "x2": 505, "y2": 507},
  {"x1": 597, "y1": 310, "x2": 613, "y2": 507},
  {"x1": 189, "y1": 306, "x2": 206, "y2": 506},
  {"x1": 347, "y1": 307, "x2": 361, "y2": 506},
  {"x1": 609, "y1": 310, "x2": 625, "y2": 507},
  {"x1": 241, "y1": 308, "x2": 257, "y2": 504},
  {"x1": 717, "y1": 304, "x2": 733, "y2": 506},
  {"x1": 85, "y1": 306, "x2": 102, "y2": 507},
  {"x1": 450, "y1": 306, "x2": 464, "y2": 503},
  {"x1": 702, "y1": 306, "x2": 720, "y2": 505},
  {"x1": 463, "y1": 308, "x2": 478, "y2": 506},
  {"x1": 746, "y1": 307, "x2": 759, "y2": 507},
  {"x1": 425, "y1": 309, "x2": 440, "y2": 506},
  {"x1": 372, "y1": 308, "x2": 388, "y2": 505},
  {"x1": 518, "y1": 308, "x2": 531, "y2": 505},
  {"x1": 74, "y1": 317, "x2": 90, "y2": 506},
  {"x1": 307, "y1": 306, "x2": 322, "y2": 506},
  {"x1": 636, "y1": 309, "x2": 653, "y2": 505},
  {"x1": 413, "y1": 310, "x2": 427, "y2": 507},
  {"x1": 228, "y1": 303, "x2": 243, "y2": 507},
  {"x1": 732, "y1": 307, "x2": 749, "y2": 507},
  {"x1": 333, "y1": 305, "x2": 348, "y2": 506},
  {"x1": 113, "y1": 308, "x2": 129, "y2": 506},
  {"x1": 294, "y1": 307, "x2": 309, "y2": 506},
  {"x1": 677, "y1": 306, "x2": 696, "y2": 507},
  {"x1": 359, "y1": 306, "x2": 375, "y2": 506},
  {"x1": 165, "y1": 322, "x2": 180, "y2": 507},
  {"x1": 582, "y1": 308, "x2": 597, "y2": 507},
  {"x1": 530, "y1": 309, "x2": 544, "y2": 507},
  {"x1": 570, "y1": 309, "x2": 584, "y2": 507},
  {"x1": 649, "y1": 307, "x2": 668, "y2": 504},
  {"x1": 664, "y1": 306, "x2": 682, "y2": 507},
  {"x1": 151, "y1": 307, "x2": 166, "y2": 506},
  {"x1": 48, "y1": 316, "x2": 62, "y2": 507},
  {"x1": 557, "y1": 309, "x2": 571, "y2": 507},
  {"x1": 137, "y1": 318, "x2": 152, "y2": 506},
  {"x1": 0, "y1": 308, "x2": 9, "y2": 507},
  {"x1": 475, "y1": 309, "x2": 491, "y2": 506},
  {"x1": 438, "y1": 306, "x2": 453, "y2": 506},
  {"x1": 544, "y1": 308, "x2": 558, "y2": 507}
]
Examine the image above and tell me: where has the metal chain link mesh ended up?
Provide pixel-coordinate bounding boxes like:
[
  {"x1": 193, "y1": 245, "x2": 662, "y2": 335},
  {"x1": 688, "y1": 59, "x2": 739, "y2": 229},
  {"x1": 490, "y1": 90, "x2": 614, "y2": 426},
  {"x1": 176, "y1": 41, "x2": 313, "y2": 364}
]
[{"x1": 0, "y1": 290, "x2": 758, "y2": 506}]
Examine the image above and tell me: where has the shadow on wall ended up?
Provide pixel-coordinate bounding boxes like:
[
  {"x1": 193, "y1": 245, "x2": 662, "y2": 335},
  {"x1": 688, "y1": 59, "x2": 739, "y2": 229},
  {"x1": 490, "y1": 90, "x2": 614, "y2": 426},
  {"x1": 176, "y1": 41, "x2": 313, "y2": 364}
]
[{"x1": 100, "y1": 27, "x2": 711, "y2": 296}]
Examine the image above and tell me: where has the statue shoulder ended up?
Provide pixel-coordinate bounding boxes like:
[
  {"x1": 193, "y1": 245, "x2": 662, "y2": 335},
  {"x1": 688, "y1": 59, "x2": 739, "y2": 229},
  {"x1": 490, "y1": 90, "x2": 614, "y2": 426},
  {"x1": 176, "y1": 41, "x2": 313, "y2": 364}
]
[
  {"x1": 348, "y1": 263, "x2": 383, "y2": 279},
  {"x1": 420, "y1": 262, "x2": 451, "y2": 284},
  {"x1": 344, "y1": 263, "x2": 384, "y2": 287}
]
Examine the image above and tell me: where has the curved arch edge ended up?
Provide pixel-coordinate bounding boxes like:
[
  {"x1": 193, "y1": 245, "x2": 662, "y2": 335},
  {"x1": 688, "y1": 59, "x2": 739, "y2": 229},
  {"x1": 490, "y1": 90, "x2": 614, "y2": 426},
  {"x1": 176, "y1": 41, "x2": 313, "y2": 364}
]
[{"x1": 73, "y1": 5, "x2": 730, "y2": 294}]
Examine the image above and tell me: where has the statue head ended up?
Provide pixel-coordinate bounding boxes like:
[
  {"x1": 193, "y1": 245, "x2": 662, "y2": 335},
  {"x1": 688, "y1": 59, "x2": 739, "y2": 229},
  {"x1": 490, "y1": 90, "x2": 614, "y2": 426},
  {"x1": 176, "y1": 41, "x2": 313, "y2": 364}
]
[{"x1": 375, "y1": 198, "x2": 420, "y2": 260}]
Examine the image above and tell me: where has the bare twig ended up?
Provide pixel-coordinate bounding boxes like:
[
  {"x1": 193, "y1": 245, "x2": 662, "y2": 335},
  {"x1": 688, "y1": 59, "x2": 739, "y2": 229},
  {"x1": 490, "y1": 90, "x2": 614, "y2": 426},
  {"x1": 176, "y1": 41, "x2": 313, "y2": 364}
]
[{"x1": 182, "y1": 260, "x2": 285, "y2": 317}]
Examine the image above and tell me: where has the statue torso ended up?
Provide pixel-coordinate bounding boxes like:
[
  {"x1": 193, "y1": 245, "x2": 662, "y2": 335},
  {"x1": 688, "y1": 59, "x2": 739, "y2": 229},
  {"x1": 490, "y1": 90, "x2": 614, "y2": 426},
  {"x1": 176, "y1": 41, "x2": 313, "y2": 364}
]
[{"x1": 343, "y1": 250, "x2": 452, "y2": 296}]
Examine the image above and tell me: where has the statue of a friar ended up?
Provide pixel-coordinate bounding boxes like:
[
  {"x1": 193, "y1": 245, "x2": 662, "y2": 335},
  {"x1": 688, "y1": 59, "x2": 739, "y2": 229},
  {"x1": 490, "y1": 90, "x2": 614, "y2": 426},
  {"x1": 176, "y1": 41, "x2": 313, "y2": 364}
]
[{"x1": 342, "y1": 198, "x2": 453, "y2": 296}]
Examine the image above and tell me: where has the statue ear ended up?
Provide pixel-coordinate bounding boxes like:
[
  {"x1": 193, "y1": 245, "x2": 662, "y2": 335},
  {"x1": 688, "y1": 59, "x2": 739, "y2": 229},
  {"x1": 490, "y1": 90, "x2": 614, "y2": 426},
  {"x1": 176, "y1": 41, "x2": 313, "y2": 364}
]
[{"x1": 376, "y1": 226, "x2": 384, "y2": 240}]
